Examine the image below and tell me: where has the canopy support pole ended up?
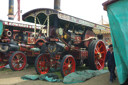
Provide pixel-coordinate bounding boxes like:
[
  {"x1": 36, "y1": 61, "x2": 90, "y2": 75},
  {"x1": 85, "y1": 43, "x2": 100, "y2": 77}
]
[
  {"x1": 47, "y1": 15, "x2": 49, "y2": 37},
  {"x1": 34, "y1": 15, "x2": 37, "y2": 37}
]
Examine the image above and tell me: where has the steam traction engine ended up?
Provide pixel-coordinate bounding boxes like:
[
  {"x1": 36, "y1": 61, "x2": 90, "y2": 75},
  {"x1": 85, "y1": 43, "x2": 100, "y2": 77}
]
[
  {"x1": 22, "y1": 8, "x2": 107, "y2": 77},
  {"x1": 0, "y1": 19, "x2": 46, "y2": 71}
]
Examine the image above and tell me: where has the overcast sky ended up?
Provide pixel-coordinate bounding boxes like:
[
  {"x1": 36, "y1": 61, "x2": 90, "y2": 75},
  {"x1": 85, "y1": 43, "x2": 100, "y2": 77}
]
[{"x1": 0, "y1": 0, "x2": 108, "y2": 24}]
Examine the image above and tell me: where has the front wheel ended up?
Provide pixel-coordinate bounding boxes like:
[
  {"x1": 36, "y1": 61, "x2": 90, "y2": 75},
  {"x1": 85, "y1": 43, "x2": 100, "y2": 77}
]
[
  {"x1": 9, "y1": 51, "x2": 27, "y2": 71},
  {"x1": 61, "y1": 55, "x2": 76, "y2": 77},
  {"x1": 88, "y1": 40, "x2": 106, "y2": 70},
  {"x1": 35, "y1": 53, "x2": 50, "y2": 74}
]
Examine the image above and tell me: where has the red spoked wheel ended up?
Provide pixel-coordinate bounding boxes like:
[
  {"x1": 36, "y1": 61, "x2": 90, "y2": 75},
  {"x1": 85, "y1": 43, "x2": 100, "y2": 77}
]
[
  {"x1": 0, "y1": 53, "x2": 8, "y2": 68},
  {"x1": 61, "y1": 55, "x2": 76, "y2": 77},
  {"x1": 9, "y1": 51, "x2": 27, "y2": 71},
  {"x1": 88, "y1": 40, "x2": 106, "y2": 70},
  {"x1": 35, "y1": 53, "x2": 50, "y2": 74}
]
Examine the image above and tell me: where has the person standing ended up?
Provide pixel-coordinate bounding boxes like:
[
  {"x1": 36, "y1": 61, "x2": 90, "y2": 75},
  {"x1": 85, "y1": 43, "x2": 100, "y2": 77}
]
[{"x1": 105, "y1": 44, "x2": 116, "y2": 83}]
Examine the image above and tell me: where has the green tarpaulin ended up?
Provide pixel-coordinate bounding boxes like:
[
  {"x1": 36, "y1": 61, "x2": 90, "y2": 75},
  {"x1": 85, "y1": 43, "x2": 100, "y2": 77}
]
[
  {"x1": 107, "y1": 0, "x2": 128, "y2": 84},
  {"x1": 21, "y1": 73, "x2": 62, "y2": 82},
  {"x1": 21, "y1": 70, "x2": 108, "y2": 84},
  {"x1": 63, "y1": 70, "x2": 108, "y2": 84},
  {"x1": 0, "y1": 21, "x2": 3, "y2": 37}
]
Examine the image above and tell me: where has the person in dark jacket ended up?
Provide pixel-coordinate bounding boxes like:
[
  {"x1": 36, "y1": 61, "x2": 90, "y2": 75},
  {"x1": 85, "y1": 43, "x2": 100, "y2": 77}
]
[{"x1": 105, "y1": 44, "x2": 116, "y2": 83}]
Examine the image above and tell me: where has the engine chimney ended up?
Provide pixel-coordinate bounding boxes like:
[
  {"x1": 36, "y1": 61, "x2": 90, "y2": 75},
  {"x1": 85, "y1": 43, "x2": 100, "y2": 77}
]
[
  {"x1": 54, "y1": 0, "x2": 61, "y2": 11},
  {"x1": 8, "y1": 0, "x2": 14, "y2": 20},
  {"x1": 17, "y1": 0, "x2": 20, "y2": 21}
]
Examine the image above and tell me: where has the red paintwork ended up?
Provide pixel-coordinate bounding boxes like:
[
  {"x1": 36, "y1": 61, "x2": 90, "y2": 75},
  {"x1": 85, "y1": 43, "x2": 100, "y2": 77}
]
[
  {"x1": 13, "y1": 30, "x2": 20, "y2": 32},
  {"x1": 102, "y1": 0, "x2": 119, "y2": 10},
  {"x1": 37, "y1": 54, "x2": 50, "y2": 74},
  {"x1": 50, "y1": 38, "x2": 59, "y2": 42},
  {"x1": 0, "y1": 55, "x2": 8, "y2": 68},
  {"x1": 0, "y1": 20, "x2": 47, "y2": 70},
  {"x1": 55, "y1": 54, "x2": 60, "y2": 60},
  {"x1": 74, "y1": 36, "x2": 81, "y2": 44},
  {"x1": 94, "y1": 41, "x2": 106, "y2": 70},
  {"x1": 27, "y1": 37, "x2": 36, "y2": 44},
  {"x1": 80, "y1": 50, "x2": 88, "y2": 59},
  {"x1": 1, "y1": 39, "x2": 10, "y2": 42},
  {"x1": 64, "y1": 46, "x2": 69, "y2": 51},
  {"x1": 11, "y1": 52, "x2": 27, "y2": 70},
  {"x1": 36, "y1": 39, "x2": 46, "y2": 43},
  {"x1": 62, "y1": 55, "x2": 76, "y2": 76}
]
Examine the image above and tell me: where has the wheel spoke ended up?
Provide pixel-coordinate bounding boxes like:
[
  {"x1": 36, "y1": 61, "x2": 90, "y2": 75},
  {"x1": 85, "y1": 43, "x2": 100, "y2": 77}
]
[
  {"x1": 95, "y1": 48, "x2": 99, "y2": 53},
  {"x1": 19, "y1": 57, "x2": 23, "y2": 61},
  {"x1": 36, "y1": 54, "x2": 50, "y2": 74},
  {"x1": 63, "y1": 64, "x2": 68, "y2": 70},
  {"x1": 96, "y1": 45, "x2": 100, "y2": 51},
  {"x1": 99, "y1": 58, "x2": 104, "y2": 62},
  {"x1": 16, "y1": 55, "x2": 20, "y2": 60},
  {"x1": 95, "y1": 50, "x2": 98, "y2": 54},
  {"x1": 98, "y1": 62, "x2": 101, "y2": 67},
  {"x1": 68, "y1": 58, "x2": 70, "y2": 64},
  {"x1": 99, "y1": 45, "x2": 103, "y2": 50},
  {"x1": 20, "y1": 60, "x2": 24, "y2": 63},
  {"x1": 100, "y1": 51, "x2": 105, "y2": 54},
  {"x1": 61, "y1": 55, "x2": 76, "y2": 77},
  {"x1": 15, "y1": 63, "x2": 20, "y2": 68},
  {"x1": 12, "y1": 59, "x2": 18, "y2": 63},
  {"x1": 10, "y1": 52, "x2": 26, "y2": 71}
]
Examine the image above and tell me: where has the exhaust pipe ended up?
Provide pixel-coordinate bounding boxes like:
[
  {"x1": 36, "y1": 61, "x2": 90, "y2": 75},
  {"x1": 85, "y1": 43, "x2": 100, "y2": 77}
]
[
  {"x1": 54, "y1": 0, "x2": 61, "y2": 11},
  {"x1": 8, "y1": 0, "x2": 14, "y2": 20}
]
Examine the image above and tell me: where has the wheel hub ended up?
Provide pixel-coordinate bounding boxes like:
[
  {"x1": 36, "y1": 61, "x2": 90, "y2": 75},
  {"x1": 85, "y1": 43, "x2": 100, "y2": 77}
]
[
  {"x1": 18, "y1": 60, "x2": 20, "y2": 63},
  {"x1": 68, "y1": 64, "x2": 71, "y2": 68},
  {"x1": 97, "y1": 52, "x2": 102, "y2": 59}
]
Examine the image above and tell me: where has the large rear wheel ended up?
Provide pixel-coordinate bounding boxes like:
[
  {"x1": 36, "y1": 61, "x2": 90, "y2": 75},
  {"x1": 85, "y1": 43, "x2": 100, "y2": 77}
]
[
  {"x1": 35, "y1": 53, "x2": 50, "y2": 74},
  {"x1": 9, "y1": 51, "x2": 27, "y2": 71},
  {"x1": 88, "y1": 40, "x2": 106, "y2": 70},
  {"x1": 61, "y1": 55, "x2": 76, "y2": 77}
]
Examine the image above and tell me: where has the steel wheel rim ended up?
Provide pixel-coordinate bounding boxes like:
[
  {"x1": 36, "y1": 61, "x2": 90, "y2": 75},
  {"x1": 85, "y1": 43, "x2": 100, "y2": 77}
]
[
  {"x1": 11, "y1": 53, "x2": 26, "y2": 70},
  {"x1": 37, "y1": 54, "x2": 50, "y2": 74},
  {"x1": 94, "y1": 41, "x2": 106, "y2": 70},
  {"x1": 63, "y1": 56, "x2": 75, "y2": 76}
]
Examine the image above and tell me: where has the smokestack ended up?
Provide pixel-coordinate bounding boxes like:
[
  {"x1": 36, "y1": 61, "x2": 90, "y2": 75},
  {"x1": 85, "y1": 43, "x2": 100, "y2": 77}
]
[
  {"x1": 8, "y1": 0, "x2": 14, "y2": 20},
  {"x1": 54, "y1": 0, "x2": 61, "y2": 11},
  {"x1": 17, "y1": 0, "x2": 20, "y2": 21}
]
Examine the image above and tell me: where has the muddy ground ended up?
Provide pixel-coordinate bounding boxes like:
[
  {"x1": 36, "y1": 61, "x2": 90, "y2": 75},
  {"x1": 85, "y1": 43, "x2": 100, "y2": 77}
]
[{"x1": 0, "y1": 66, "x2": 120, "y2": 85}]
